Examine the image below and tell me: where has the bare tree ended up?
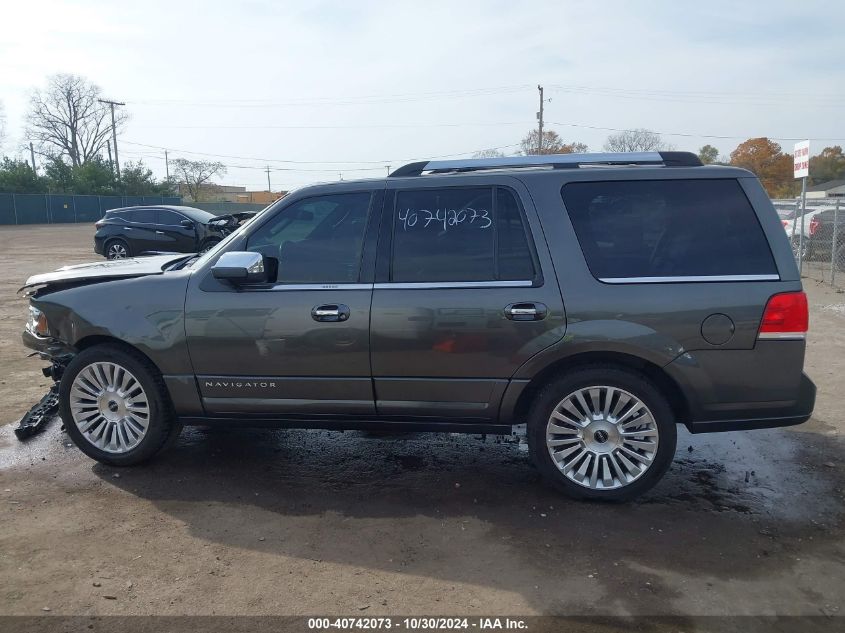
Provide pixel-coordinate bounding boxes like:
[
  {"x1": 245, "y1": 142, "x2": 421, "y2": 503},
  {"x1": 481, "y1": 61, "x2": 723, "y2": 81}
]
[
  {"x1": 520, "y1": 129, "x2": 587, "y2": 155},
  {"x1": 603, "y1": 128, "x2": 673, "y2": 153},
  {"x1": 26, "y1": 74, "x2": 127, "y2": 167},
  {"x1": 171, "y1": 158, "x2": 227, "y2": 202},
  {"x1": 472, "y1": 148, "x2": 506, "y2": 159}
]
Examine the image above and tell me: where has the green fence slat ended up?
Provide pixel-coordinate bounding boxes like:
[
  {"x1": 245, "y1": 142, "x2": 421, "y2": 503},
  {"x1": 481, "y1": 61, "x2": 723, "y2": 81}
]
[
  {"x1": 49, "y1": 195, "x2": 76, "y2": 223},
  {"x1": 14, "y1": 194, "x2": 49, "y2": 224},
  {"x1": 0, "y1": 194, "x2": 14, "y2": 225},
  {"x1": 74, "y1": 196, "x2": 100, "y2": 222}
]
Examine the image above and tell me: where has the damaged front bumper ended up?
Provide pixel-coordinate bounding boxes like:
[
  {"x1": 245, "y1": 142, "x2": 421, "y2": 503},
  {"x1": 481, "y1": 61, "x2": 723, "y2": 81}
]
[
  {"x1": 16, "y1": 332, "x2": 73, "y2": 440},
  {"x1": 21, "y1": 329, "x2": 75, "y2": 367}
]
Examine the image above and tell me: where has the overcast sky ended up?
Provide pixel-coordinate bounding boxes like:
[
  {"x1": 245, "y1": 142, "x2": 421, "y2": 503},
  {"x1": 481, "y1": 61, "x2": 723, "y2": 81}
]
[{"x1": 1, "y1": 0, "x2": 843, "y2": 190}]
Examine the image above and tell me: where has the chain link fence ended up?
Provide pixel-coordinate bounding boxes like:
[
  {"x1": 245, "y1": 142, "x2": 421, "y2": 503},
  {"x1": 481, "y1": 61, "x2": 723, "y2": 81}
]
[{"x1": 772, "y1": 198, "x2": 843, "y2": 289}]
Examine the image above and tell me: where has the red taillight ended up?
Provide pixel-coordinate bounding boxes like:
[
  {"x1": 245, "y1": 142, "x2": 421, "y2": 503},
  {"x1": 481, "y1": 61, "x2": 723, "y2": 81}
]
[
  {"x1": 809, "y1": 217, "x2": 820, "y2": 236},
  {"x1": 759, "y1": 292, "x2": 808, "y2": 339},
  {"x1": 781, "y1": 219, "x2": 789, "y2": 228}
]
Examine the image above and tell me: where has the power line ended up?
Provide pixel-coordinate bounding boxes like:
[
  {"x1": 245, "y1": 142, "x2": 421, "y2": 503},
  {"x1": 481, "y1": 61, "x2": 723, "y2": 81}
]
[
  {"x1": 120, "y1": 140, "x2": 523, "y2": 166},
  {"x1": 126, "y1": 85, "x2": 532, "y2": 108},
  {"x1": 129, "y1": 121, "x2": 526, "y2": 130},
  {"x1": 546, "y1": 121, "x2": 845, "y2": 143},
  {"x1": 547, "y1": 84, "x2": 845, "y2": 108}
]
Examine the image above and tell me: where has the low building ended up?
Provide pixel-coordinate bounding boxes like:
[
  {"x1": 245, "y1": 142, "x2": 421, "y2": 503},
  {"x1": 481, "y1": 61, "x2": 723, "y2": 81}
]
[
  {"x1": 807, "y1": 179, "x2": 845, "y2": 199},
  {"x1": 176, "y1": 183, "x2": 286, "y2": 204}
]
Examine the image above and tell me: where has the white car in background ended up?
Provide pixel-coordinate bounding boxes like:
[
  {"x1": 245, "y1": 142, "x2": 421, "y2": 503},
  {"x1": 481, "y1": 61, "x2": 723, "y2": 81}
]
[{"x1": 774, "y1": 203, "x2": 834, "y2": 260}]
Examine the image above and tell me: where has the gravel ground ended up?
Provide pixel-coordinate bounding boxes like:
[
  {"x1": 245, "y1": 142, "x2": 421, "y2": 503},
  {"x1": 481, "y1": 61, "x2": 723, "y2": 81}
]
[{"x1": 0, "y1": 224, "x2": 843, "y2": 618}]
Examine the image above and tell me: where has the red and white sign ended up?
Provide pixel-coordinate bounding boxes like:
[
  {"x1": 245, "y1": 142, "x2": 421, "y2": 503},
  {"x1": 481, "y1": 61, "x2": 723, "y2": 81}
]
[{"x1": 794, "y1": 140, "x2": 810, "y2": 179}]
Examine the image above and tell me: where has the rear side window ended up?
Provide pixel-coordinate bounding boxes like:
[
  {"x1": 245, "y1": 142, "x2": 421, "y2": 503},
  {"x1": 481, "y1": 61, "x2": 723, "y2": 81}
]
[
  {"x1": 391, "y1": 187, "x2": 536, "y2": 283},
  {"x1": 561, "y1": 179, "x2": 777, "y2": 280},
  {"x1": 131, "y1": 208, "x2": 158, "y2": 224}
]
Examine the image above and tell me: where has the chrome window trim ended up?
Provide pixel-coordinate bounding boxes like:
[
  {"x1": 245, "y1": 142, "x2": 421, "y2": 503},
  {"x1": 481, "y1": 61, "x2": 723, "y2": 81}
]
[
  {"x1": 598, "y1": 274, "x2": 780, "y2": 284},
  {"x1": 269, "y1": 283, "x2": 373, "y2": 291},
  {"x1": 374, "y1": 280, "x2": 533, "y2": 290}
]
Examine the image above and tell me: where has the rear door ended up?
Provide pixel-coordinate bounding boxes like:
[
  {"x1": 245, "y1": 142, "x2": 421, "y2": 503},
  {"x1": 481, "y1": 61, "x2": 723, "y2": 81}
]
[
  {"x1": 123, "y1": 207, "x2": 160, "y2": 254},
  {"x1": 369, "y1": 176, "x2": 565, "y2": 421}
]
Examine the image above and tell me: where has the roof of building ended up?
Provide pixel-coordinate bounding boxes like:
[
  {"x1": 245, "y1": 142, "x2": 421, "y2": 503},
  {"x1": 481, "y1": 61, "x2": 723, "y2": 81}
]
[{"x1": 808, "y1": 179, "x2": 845, "y2": 192}]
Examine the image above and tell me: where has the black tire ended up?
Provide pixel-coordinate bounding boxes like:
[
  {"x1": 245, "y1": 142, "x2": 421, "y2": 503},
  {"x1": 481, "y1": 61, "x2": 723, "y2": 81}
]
[
  {"x1": 104, "y1": 238, "x2": 131, "y2": 260},
  {"x1": 199, "y1": 238, "x2": 221, "y2": 253},
  {"x1": 527, "y1": 365, "x2": 677, "y2": 502},
  {"x1": 59, "y1": 344, "x2": 177, "y2": 466}
]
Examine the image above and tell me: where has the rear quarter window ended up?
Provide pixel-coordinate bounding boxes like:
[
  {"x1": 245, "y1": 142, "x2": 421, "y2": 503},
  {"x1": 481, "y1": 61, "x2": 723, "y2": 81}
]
[{"x1": 561, "y1": 179, "x2": 777, "y2": 280}]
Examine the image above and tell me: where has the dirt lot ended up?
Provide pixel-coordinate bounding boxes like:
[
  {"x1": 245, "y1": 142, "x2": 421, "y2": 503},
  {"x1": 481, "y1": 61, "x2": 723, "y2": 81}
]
[{"x1": 0, "y1": 224, "x2": 843, "y2": 618}]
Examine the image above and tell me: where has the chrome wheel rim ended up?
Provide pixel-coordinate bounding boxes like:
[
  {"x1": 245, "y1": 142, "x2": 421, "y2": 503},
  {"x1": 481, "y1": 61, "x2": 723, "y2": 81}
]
[
  {"x1": 69, "y1": 362, "x2": 150, "y2": 454},
  {"x1": 107, "y1": 243, "x2": 127, "y2": 259},
  {"x1": 546, "y1": 385, "x2": 659, "y2": 490}
]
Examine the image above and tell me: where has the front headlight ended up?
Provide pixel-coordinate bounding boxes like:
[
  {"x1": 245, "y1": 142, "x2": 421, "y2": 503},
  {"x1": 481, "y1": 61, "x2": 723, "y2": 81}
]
[{"x1": 26, "y1": 305, "x2": 49, "y2": 337}]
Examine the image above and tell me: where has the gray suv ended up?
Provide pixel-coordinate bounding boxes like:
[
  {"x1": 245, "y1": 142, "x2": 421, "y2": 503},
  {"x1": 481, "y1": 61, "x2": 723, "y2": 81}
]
[{"x1": 21, "y1": 152, "x2": 815, "y2": 501}]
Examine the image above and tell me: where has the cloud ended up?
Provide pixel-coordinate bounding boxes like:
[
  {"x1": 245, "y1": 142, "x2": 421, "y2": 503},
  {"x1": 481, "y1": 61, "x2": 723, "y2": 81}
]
[{"x1": 0, "y1": 0, "x2": 842, "y2": 186}]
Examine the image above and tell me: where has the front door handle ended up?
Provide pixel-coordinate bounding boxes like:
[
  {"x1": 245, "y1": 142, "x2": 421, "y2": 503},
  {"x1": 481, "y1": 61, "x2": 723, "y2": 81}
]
[
  {"x1": 504, "y1": 302, "x2": 547, "y2": 321},
  {"x1": 155, "y1": 230, "x2": 165, "y2": 235},
  {"x1": 311, "y1": 304, "x2": 350, "y2": 322}
]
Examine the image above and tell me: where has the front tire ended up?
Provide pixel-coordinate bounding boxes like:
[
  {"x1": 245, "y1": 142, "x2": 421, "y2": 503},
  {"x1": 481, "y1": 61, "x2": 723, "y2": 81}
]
[
  {"x1": 199, "y1": 238, "x2": 221, "y2": 254},
  {"x1": 59, "y1": 345, "x2": 177, "y2": 466},
  {"x1": 527, "y1": 366, "x2": 677, "y2": 502}
]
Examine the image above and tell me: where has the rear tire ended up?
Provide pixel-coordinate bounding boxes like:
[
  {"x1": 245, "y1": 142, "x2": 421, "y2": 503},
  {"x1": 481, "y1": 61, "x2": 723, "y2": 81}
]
[
  {"x1": 527, "y1": 366, "x2": 677, "y2": 502},
  {"x1": 59, "y1": 345, "x2": 176, "y2": 466},
  {"x1": 105, "y1": 238, "x2": 131, "y2": 260},
  {"x1": 791, "y1": 236, "x2": 807, "y2": 262}
]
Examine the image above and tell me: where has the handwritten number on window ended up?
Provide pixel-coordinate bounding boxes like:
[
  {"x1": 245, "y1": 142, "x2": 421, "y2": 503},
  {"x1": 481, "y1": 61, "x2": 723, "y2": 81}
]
[
  {"x1": 398, "y1": 209, "x2": 418, "y2": 230},
  {"x1": 399, "y1": 208, "x2": 490, "y2": 231}
]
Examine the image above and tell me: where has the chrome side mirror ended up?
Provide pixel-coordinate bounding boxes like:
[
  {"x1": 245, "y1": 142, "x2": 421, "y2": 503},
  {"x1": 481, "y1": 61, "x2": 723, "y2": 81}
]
[{"x1": 212, "y1": 251, "x2": 267, "y2": 284}]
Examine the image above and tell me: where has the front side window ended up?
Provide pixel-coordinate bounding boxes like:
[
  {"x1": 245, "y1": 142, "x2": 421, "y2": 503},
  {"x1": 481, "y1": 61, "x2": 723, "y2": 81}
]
[
  {"x1": 247, "y1": 192, "x2": 372, "y2": 283},
  {"x1": 391, "y1": 187, "x2": 536, "y2": 283},
  {"x1": 159, "y1": 210, "x2": 187, "y2": 226},
  {"x1": 561, "y1": 179, "x2": 777, "y2": 280}
]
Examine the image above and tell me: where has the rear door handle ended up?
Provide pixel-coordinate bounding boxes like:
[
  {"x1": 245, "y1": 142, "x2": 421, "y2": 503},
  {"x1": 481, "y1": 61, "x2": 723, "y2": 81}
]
[
  {"x1": 504, "y1": 302, "x2": 547, "y2": 321},
  {"x1": 311, "y1": 304, "x2": 350, "y2": 322},
  {"x1": 155, "y1": 230, "x2": 165, "y2": 234}
]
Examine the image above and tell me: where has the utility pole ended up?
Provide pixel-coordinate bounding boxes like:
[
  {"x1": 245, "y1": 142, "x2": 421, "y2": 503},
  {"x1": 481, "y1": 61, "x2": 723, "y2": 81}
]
[
  {"x1": 106, "y1": 141, "x2": 114, "y2": 177},
  {"x1": 537, "y1": 84, "x2": 544, "y2": 155},
  {"x1": 164, "y1": 149, "x2": 170, "y2": 181},
  {"x1": 29, "y1": 142, "x2": 37, "y2": 173},
  {"x1": 265, "y1": 165, "x2": 272, "y2": 192},
  {"x1": 98, "y1": 98, "x2": 125, "y2": 180}
]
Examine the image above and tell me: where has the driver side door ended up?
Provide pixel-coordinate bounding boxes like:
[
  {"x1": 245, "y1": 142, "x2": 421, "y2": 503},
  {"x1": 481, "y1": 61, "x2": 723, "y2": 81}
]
[{"x1": 185, "y1": 188, "x2": 382, "y2": 418}]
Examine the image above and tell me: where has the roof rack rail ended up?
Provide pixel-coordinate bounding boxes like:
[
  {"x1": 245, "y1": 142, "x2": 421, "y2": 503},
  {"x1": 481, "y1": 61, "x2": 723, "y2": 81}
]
[{"x1": 388, "y1": 151, "x2": 702, "y2": 177}]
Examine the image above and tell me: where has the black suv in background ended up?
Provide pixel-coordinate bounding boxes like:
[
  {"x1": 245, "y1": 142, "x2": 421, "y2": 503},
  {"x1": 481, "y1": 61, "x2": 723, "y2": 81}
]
[
  {"x1": 94, "y1": 205, "x2": 240, "y2": 259},
  {"x1": 22, "y1": 152, "x2": 815, "y2": 501}
]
